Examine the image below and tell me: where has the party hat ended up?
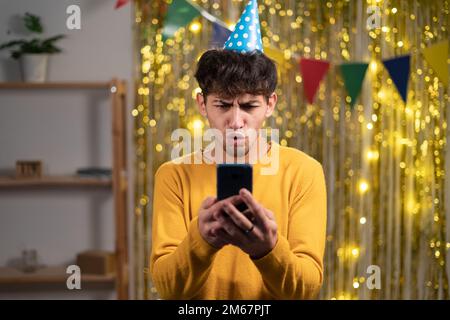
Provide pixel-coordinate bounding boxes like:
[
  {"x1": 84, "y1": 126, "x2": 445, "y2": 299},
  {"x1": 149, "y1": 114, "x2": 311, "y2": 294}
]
[{"x1": 223, "y1": 0, "x2": 263, "y2": 53}]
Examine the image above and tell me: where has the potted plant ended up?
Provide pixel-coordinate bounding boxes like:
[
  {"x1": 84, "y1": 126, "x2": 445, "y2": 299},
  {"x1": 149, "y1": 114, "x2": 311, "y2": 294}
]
[{"x1": 0, "y1": 13, "x2": 65, "y2": 82}]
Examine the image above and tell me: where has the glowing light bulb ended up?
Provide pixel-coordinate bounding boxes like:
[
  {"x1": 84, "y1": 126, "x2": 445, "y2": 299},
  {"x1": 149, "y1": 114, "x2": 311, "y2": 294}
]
[
  {"x1": 366, "y1": 149, "x2": 379, "y2": 161},
  {"x1": 189, "y1": 21, "x2": 202, "y2": 33},
  {"x1": 370, "y1": 61, "x2": 377, "y2": 73},
  {"x1": 187, "y1": 118, "x2": 205, "y2": 133},
  {"x1": 192, "y1": 119, "x2": 204, "y2": 130},
  {"x1": 359, "y1": 180, "x2": 369, "y2": 193},
  {"x1": 351, "y1": 248, "x2": 360, "y2": 258}
]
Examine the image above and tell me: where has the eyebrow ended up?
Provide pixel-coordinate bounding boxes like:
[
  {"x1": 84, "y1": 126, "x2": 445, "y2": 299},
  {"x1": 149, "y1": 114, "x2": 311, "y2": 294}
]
[
  {"x1": 214, "y1": 99, "x2": 232, "y2": 104},
  {"x1": 239, "y1": 100, "x2": 260, "y2": 104},
  {"x1": 214, "y1": 99, "x2": 261, "y2": 104}
]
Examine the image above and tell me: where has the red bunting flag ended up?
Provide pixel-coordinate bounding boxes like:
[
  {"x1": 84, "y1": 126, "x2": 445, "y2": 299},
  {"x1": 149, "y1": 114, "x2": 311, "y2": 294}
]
[
  {"x1": 299, "y1": 58, "x2": 330, "y2": 104},
  {"x1": 115, "y1": 0, "x2": 130, "y2": 9}
]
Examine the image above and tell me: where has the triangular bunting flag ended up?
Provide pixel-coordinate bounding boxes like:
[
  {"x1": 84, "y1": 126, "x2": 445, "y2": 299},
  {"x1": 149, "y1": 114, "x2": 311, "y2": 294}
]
[
  {"x1": 382, "y1": 55, "x2": 410, "y2": 102},
  {"x1": 422, "y1": 40, "x2": 449, "y2": 86},
  {"x1": 264, "y1": 45, "x2": 292, "y2": 71},
  {"x1": 299, "y1": 58, "x2": 330, "y2": 104},
  {"x1": 162, "y1": 0, "x2": 200, "y2": 40},
  {"x1": 210, "y1": 22, "x2": 232, "y2": 48},
  {"x1": 115, "y1": 0, "x2": 130, "y2": 10},
  {"x1": 339, "y1": 63, "x2": 369, "y2": 107}
]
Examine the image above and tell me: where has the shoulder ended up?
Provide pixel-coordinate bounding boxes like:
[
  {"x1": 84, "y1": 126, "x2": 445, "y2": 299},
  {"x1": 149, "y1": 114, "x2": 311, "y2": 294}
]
[
  {"x1": 278, "y1": 145, "x2": 323, "y2": 172},
  {"x1": 154, "y1": 151, "x2": 199, "y2": 178},
  {"x1": 277, "y1": 146, "x2": 326, "y2": 200}
]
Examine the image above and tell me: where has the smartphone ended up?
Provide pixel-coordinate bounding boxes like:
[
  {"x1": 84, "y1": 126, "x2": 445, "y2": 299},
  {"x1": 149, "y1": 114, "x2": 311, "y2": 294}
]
[{"x1": 217, "y1": 164, "x2": 253, "y2": 212}]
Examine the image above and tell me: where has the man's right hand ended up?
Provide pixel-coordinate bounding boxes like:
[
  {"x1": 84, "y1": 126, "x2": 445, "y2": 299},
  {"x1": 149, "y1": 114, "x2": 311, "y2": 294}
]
[{"x1": 198, "y1": 195, "x2": 242, "y2": 249}]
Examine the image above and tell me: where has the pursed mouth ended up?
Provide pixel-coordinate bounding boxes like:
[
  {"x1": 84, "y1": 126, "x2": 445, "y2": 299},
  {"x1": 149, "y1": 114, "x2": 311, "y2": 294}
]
[{"x1": 225, "y1": 131, "x2": 246, "y2": 141}]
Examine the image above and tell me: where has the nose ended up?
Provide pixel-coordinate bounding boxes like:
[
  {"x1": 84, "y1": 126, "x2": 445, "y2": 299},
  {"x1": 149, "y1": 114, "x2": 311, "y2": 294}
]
[{"x1": 228, "y1": 105, "x2": 245, "y2": 130}]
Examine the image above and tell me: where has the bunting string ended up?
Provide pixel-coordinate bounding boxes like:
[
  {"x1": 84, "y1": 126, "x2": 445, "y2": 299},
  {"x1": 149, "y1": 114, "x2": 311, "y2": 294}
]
[{"x1": 157, "y1": 0, "x2": 448, "y2": 105}]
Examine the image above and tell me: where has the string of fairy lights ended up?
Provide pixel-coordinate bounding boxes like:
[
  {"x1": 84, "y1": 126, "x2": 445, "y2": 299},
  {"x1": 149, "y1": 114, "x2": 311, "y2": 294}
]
[{"x1": 132, "y1": 0, "x2": 449, "y2": 299}]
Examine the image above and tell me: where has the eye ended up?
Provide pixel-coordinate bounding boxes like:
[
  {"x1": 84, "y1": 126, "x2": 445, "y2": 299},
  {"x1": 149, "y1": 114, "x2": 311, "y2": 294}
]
[
  {"x1": 214, "y1": 103, "x2": 232, "y2": 109},
  {"x1": 240, "y1": 104, "x2": 258, "y2": 110}
]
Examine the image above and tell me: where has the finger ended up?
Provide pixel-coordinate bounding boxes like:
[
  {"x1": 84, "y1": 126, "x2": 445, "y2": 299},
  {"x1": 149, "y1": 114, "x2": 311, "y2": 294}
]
[
  {"x1": 201, "y1": 196, "x2": 217, "y2": 209},
  {"x1": 223, "y1": 202, "x2": 253, "y2": 233},
  {"x1": 210, "y1": 226, "x2": 229, "y2": 247},
  {"x1": 242, "y1": 208, "x2": 256, "y2": 222},
  {"x1": 210, "y1": 195, "x2": 242, "y2": 219},
  {"x1": 215, "y1": 229, "x2": 237, "y2": 246},
  {"x1": 210, "y1": 195, "x2": 241, "y2": 212},
  {"x1": 219, "y1": 215, "x2": 249, "y2": 244},
  {"x1": 239, "y1": 188, "x2": 268, "y2": 227},
  {"x1": 224, "y1": 194, "x2": 244, "y2": 206},
  {"x1": 264, "y1": 209, "x2": 275, "y2": 221},
  {"x1": 211, "y1": 218, "x2": 235, "y2": 244}
]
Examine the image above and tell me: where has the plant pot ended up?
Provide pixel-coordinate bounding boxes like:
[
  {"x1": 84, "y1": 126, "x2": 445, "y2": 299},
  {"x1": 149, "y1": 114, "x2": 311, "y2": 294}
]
[{"x1": 20, "y1": 54, "x2": 49, "y2": 82}]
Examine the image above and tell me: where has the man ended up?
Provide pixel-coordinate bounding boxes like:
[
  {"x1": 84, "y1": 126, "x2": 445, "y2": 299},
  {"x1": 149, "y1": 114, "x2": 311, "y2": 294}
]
[{"x1": 150, "y1": 0, "x2": 327, "y2": 300}]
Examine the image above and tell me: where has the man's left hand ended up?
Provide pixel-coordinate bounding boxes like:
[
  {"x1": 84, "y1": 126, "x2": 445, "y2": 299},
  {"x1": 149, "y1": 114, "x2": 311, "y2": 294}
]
[{"x1": 214, "y1": 188, "x2": 278, "y2": 259}]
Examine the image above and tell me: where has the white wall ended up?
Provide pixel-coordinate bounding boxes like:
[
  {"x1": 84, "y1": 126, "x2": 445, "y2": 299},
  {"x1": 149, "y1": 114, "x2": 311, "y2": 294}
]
[{"x1": 0, "y1": 0, "x2": 134, "y2": 299}]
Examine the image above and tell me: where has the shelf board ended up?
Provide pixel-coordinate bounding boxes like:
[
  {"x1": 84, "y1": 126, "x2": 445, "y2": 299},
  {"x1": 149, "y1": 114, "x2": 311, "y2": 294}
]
[
  {"x1": 0, "y1": 266, "x2": 115, "y2": 285},
  {"x1": 0, "y1": 82, "x2": 112, "y2": 90},
  {"x1": 0, "y1": 176, "x2": 112, "y2": 188}
]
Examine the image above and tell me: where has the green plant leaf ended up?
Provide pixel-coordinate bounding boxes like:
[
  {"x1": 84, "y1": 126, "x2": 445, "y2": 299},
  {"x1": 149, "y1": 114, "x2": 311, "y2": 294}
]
[
  {"x1": 0, "y1": 40, "x2": 26, "y2": 50},
  {"x1": 21, "y1": 39, "x2": 43, "y2": 54},
  {"x1": 24, "y1": 12, "x2": 43, "y2": 33},
  {"x1": 42, "y1": 35, "x2": 65, "y2": 45}
]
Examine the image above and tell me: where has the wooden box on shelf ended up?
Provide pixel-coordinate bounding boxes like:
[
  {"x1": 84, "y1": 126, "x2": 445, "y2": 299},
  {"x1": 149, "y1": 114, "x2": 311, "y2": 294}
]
[
  {"x1": 16, "y1": 160, "x2": 42, "y2": 178},
  {"x1": 76, "y1": 250, "x2": 116, "y2": 276}
]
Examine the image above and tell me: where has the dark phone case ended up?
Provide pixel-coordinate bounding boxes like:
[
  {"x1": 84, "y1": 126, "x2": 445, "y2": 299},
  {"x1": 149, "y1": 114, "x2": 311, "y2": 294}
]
[{"x1": 217, "y1": 164, "x2": 253, "y2": 212}]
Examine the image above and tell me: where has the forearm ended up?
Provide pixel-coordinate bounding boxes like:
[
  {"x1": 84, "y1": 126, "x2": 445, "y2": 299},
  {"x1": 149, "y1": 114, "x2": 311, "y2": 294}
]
[
  {"x1": 151, "y1": 217, "x2": 219, "y2": 299},
  {"x1": 252, "y1": 235, "x2": 323, "y2": 300}
]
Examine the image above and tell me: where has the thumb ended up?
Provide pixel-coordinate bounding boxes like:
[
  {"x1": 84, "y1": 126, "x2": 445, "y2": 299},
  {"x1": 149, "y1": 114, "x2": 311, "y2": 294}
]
[{"x1": 201, "y1": 196, "x2": 216, "y2": 209}]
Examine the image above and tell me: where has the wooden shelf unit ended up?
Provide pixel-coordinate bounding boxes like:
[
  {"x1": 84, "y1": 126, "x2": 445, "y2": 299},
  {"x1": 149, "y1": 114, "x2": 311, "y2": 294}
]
[
  {"x1": 0, "y1": 79, "x2": 129, "y2": 299},
  {"x1": 0, "y1": 82, "x2": 112, "y2": 90},
  {"x1": 0, "y1": 266, "x2": 115, "y2": 285},
  {"x1": 0, "y1": 176, "x2": 112, "y2": 188}
]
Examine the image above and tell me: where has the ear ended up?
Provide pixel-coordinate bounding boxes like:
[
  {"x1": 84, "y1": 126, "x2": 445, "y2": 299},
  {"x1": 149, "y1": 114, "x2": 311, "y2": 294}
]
[
  {"x1": 265, "y1": 92, "x2": 277, "y2": 118},
  {"x1": 196, "y1": 92, "x2": 208, "y2": 117}
]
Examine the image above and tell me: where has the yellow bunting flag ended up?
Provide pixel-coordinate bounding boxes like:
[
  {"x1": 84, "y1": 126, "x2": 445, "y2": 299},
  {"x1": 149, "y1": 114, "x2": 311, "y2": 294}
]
[
  {"x1": 422, "y1": 40, "x2": 449, "y2": 86},
  {"x1": 263, "y1": 45, "x2": 292, "y2": 72}
]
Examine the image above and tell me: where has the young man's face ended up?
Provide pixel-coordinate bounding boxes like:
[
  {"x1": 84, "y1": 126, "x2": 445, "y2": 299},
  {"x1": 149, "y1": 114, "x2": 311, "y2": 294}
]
[{"x1": 196, "y1": 92, "x2": 277, "y2": 157}]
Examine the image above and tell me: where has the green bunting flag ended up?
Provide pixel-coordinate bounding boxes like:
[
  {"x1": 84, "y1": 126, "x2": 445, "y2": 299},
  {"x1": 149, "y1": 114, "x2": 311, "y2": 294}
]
[
  {"x1": 339, "y1": 63, "x2": 369, "y2": 107},
  {"x1": 162, "y1": 0, "x2": 200, "y2": 40}
]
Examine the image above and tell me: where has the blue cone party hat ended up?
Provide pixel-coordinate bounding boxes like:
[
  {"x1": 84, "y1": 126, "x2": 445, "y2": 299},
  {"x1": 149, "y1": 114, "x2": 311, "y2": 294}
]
[{"x1": 223, "y1": 0, "x2": 263, "y2": 53}]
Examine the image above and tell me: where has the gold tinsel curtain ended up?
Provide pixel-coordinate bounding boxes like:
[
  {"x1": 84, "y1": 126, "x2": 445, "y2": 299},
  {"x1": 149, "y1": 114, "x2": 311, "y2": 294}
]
[{"x1": 132, "y1": 0, "x2": 449, "y2": 300}]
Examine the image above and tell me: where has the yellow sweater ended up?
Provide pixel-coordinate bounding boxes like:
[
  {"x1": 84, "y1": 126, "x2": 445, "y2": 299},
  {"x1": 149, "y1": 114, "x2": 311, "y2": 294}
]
[{"x1": 150, "y1": 144, "x2": 327, "y2": 299}]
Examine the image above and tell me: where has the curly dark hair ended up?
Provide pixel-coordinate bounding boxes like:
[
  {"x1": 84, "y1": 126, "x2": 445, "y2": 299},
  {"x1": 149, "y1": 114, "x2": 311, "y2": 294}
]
[{"x1": 194, "y1": 49, "x2": 277, "y2": 102}]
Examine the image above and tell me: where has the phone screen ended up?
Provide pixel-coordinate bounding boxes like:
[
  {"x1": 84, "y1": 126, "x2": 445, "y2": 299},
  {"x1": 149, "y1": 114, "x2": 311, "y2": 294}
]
[{"x1": 217, "y1": 164, "x2": 253, "y2": 212}]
